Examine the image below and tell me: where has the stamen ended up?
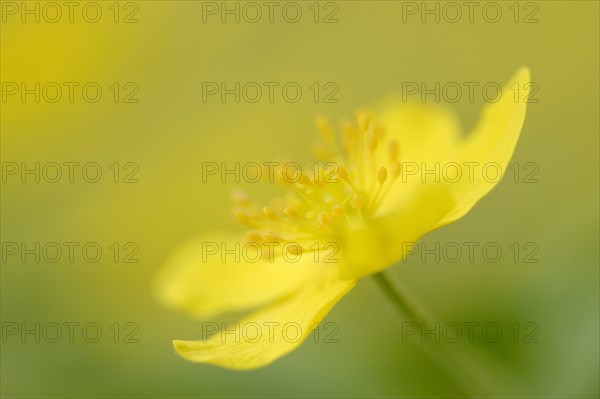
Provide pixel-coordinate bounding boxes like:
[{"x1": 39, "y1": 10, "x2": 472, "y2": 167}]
[
  {"x1": 234, "y1": 211, "x2": 255, "y2": 226},
  {"x1": 286, "y1": 244, "x2": 303, "y2": 256},
  {"x1": 263, "y1": 206, "x2": 278, "y2": 221},
  {"x1": 351, "y1": 193, "x2": 363, "y2": 219},
  {"x1": 388, "y1": 140, "x2": 399, "y2": 162},
  {"x1": 369, "y1": 166, "x2": 389, "y2": 211},
  {"x1": 357, "y1": 112, "x2": 371, "y2": 133},
  {"x1": 350, "y1": 193, "x2": 362, "y2": 209},
  {"x1": 264, "y1": 231, "x2": 284, "y2": 242},
  {"x1": 317, "y1": 117, "x2": 335, "y2": 143},
  {"x1": 312, "y1": 173, "x2": 326, "y2": 189},
  {"x1": 337, "y1": 166, "x2": 358, "y2": 192},
  {"x1": 294, "y1": 171, "x2": 311, "y2": 186},
  {"x1": 366, "y1": 123, "x2": 379, "y2": 153},
  {"x1": 284, "y1": 205, "x2": 301, "y2": 220},
  {"x1": 372, "y1": 162, "x2": 401, "y2": 212},
  {"x1": 337, "y1": 166, "x2": 349, "y2": 181},
  {"x1": 390, "y1": 160, "x2": 401, "y2": 179},
  {"x1": 331, "y1": 205, "x2": 345, "y2": 217},
  {"x1": 342, "y1": 123, "x2": 356, "y2": 157},
  {"x1": 235, "y1": 111, "x2": 403, "y2": 257},
  {"x1": 246, "y1": 231, "x2": 264, "y2": 243},
  {"x1": 375, "y1": 125, "x2": 386, "y2": 141},
  {"x1": 377, "y1": 166, "x2": 388, "y2": 185},
  {"x1": 317, "y1": 211, "x2": 331, "y2": 227},
  {"x1": 313, "y1": 145, "x2": 333, "y2": 161},
  {"x1": 317, "y1": 117, "x2": 343, "y2": 159}
]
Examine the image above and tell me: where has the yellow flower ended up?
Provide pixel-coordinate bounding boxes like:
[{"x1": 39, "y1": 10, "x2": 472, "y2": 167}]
[{"x1": 156, "y1": 68, "x2": 530, "y2": 370}]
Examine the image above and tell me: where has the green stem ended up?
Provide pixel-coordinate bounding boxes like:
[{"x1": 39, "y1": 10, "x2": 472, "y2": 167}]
[
  {"x1": 372, "y1": 271, "x2": 516, "y2": 397},
  {"x1": 372, "y1": 272, "x2": 432, "y2": 327}
]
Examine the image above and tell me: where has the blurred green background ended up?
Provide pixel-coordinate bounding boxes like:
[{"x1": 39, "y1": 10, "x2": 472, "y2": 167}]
[{"x1": 1, "y1": 1, "x2": 598, "y2": 397}]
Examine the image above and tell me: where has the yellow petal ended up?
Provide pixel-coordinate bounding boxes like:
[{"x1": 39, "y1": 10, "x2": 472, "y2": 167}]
[
  {"x1": 377, "y1": 99, "x2": 462, "y2": 163},
  {"x1": 437, "y1": 67, "x2": 530, "y2": 226},
  {"x1": 173, "y1": 270, "x2": 356, "y2": 370},
  {"x1": 341, "y1": 183, "x2": 455, "y2": 279},
  {"x1": 374, "y1": 100, "x2": 462, "y2": 216},
  {"x1": 155, "y1": 233, "x2": 318, "y2": 318}
]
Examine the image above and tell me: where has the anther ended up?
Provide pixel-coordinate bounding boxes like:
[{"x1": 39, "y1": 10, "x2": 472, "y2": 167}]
[
  {"x1": 317, "y1": 117, "x2": 335, "y2": 143},
  {"x1": 390, "y1": 160, "x2": 401, "y2": 179},
  {"x1": 286, "y1": 244, "x2": 303, "y2": 256},
  {"x1": 298, "y1": 174, "x2": 313, "y2": 186},
  {"x1": 357, "y1": 112, "x2": 371, "y2": 133},
  {"x1": 234, "y1": 211, "x2": 255, "y2": 226},
  {"x1": 246, "y1": 231, "x2": 264, "y2": 243},
  {"x1": 378, "y1": 166, "x2": 388, "y2": 185},
  {"x1": 312, "y1": 175, "x2": 326, "y2": 189},
  {"x1": 331, "y1": 205, "x2": 345, "y2": 217},
  {"x1": 388, "y1": 140, "x2": 399, "y2": 162},
  {"x1": 264, "y1": 231, "x2": 284, "y2": 242},
  {"x1": 343, "y1": 123, "x2": 356, "y2": 152},
  {"x1": 366, "y1": 123, "x2": 379, "y2": 152},
  {"x1": 317, "y1": 211, "x2": 331, "y2": 226},
  {"x1": 263, "y1": 206, "x2": 278, "y2": 221},
  {"x1": 351, "y1": 193, "x2": 362, "y2": 209},
  {"x1": 313, "y1": 145, "x2": 333, "y2": 160},
  {"x1": 284, "y1": 205, "x2": 300, "y2": 220},
  {"x1": 338, "y1": 166, "x2": 350, "y2": 182}
]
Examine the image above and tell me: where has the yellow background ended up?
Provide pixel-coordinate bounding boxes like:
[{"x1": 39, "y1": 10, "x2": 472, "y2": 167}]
[{"x1": 1, "y1": 1, "x2": 598, "y2": 397}]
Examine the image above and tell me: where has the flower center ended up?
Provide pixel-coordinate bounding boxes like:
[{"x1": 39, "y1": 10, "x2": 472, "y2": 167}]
[{"x1": 232, "y1": 112, "x2": 401, "y2": 257}]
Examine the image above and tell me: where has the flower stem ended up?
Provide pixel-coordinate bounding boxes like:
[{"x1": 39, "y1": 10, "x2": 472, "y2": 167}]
[
  {"x1": 372, "y1": 271, "x2": 432, "y2": 327},
  {"x1": 372, "y1": 271, "x2": 516, "y2": 397}
]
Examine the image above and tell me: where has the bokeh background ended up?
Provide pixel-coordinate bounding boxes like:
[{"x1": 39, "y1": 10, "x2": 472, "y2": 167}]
[{"x1": 1, "y1": 1, "x2": 598, "y2": 397}]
